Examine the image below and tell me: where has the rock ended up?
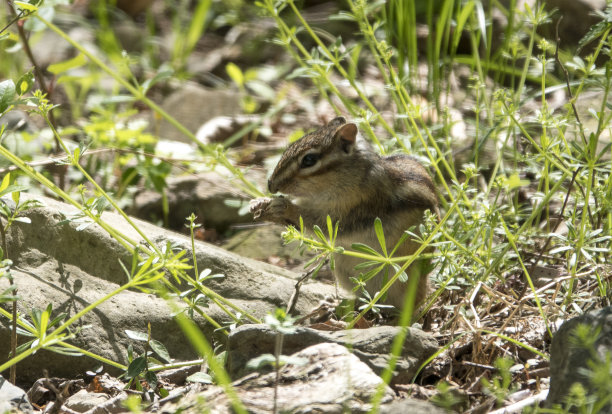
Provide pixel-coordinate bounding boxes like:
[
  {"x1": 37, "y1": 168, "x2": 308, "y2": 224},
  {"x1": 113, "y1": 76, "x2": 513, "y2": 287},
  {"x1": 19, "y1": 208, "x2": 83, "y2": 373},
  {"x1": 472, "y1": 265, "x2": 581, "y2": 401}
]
[
  {"x1": 546, "y1": 307, "x2": 612, "y2": 410},
  {"x1": 153, "y1": 83, "x2": 243, "y2": 142},
  {"x1": 26, "y1": 377, "x2": 83, "y2": 408},
  {"x1": 222, "y1": 224, "x2": 305, "y2": 262},
  {"x1": 195, "y1": 115, "x2": 261, "y2": 147},
  {"x1": 227, "y1": 323, "x2": 438, "y2": 384},
  {"x1": 64, "y1": 389, "x2": 109, "y2": 412},
  {"x1": 0, "y1": 375, "x2": 33, "y2": 414},
  {"x1": 129, "y1": 172, "x2": 253, "y2": 232},
  {"x1": 543, "y1": 0, "x2": 607, "y2": 48},
  {"x1": 0, "y1": 194, "x2": 336, "y2": 384},
  {"x1": 164, "y1": 342, "x2": 396, "y2": 414},
  {"x1": 380, "y1": 399, "x2": 448, "y2": 414},
  {"x1": 116, "y1": 0, "x2": 153, "y2": 16}
]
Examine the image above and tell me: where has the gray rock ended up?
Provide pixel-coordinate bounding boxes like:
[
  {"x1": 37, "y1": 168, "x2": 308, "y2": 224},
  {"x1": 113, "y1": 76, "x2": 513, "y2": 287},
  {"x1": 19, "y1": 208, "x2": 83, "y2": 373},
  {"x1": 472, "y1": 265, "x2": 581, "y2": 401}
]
[
  {"x1": 129, "y1": 172, "x2": 252, "y2": 232},
  {"x1": 154, "y1": 83, "x2": 243, "y2": 142},
  {"x1": 547, "y1": 307, "x2": 612, "y2": 410},
  {"x1": 164, "y1": 342, "x2": 396, "y2": 414},
  {"x1": 0, "y1": 375, "x2": 33, "y2": 414},
  {"x1": 63, "y1": 389, "x2": 109, "y2": 412},
  {"x1": 222, "y1": 224, "x2": 306, "y2": 262},
  {"x1": 380, "y1": 399, "x2": 448, "y2": 414},
  {"x1": 0, "y1": 194, "x2": 335, "y2": 383},
  {"x1": 227, "y1": 323, "x2": 438, "y2": 384}
]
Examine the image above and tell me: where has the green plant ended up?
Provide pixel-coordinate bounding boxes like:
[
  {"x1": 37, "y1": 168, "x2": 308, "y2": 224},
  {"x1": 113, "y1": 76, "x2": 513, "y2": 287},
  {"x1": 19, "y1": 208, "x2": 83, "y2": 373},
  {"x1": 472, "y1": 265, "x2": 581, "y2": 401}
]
[
  {"x1": 122, "y1": 325, "x2": 172, "y2": 395},
  {"x1": 254, "y1": 0, "x2": 612, "y2": 410},
  {"x1": 481, "y1": 357, "x2": 517, "y2": 407},
  {"x1": 430, "y1": 381, "x2": 468, "y2": 412},
  {"x1": 245, "y1": 308, "x2": 305, "y2": 414}
]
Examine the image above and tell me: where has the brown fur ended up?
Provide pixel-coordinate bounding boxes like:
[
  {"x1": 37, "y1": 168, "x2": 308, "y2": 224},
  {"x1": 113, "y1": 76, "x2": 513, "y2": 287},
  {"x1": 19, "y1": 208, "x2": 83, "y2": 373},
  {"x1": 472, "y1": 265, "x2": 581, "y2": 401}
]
[{"x1": 251, "y1": 117, "x2": 438, "y2": 309}]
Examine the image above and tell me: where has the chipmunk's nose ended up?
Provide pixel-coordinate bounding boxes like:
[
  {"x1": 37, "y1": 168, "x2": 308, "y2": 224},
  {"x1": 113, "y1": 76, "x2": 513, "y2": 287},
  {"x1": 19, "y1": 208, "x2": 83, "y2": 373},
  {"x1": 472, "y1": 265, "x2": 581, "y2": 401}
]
[{"x1": 268, "y1": 179, "x2": 277, "y2": 193}]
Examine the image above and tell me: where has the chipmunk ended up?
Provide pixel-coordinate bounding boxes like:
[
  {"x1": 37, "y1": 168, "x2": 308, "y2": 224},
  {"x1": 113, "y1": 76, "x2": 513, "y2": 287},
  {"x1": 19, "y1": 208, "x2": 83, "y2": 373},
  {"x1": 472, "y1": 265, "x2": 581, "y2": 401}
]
[{"x1": 250, "y1": 117, "x2": 438, "y2": 310}]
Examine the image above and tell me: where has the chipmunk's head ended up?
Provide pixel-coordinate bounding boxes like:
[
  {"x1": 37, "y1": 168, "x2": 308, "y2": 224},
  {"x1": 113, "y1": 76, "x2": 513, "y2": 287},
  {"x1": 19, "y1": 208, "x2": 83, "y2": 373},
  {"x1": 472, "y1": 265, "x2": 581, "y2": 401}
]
[{"x1": 268, "y1": 117, "x2": 359, "y2": 196}]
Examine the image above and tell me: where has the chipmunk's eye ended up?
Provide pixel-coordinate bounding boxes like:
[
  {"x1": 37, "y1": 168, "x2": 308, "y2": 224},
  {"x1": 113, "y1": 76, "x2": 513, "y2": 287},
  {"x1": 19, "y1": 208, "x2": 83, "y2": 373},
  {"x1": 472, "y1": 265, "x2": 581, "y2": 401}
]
[{"x1": 300, "y1": 153, "x2": 319, "y2": 168}]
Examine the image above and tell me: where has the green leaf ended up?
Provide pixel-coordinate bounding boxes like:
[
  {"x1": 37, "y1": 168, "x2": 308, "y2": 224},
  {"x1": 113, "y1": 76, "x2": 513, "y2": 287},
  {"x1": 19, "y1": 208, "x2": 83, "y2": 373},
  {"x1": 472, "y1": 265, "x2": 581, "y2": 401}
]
[
  {"x1": 245, "y1": 354, "x2": 308, "y2": 371},
  {"x1": 186, "y1": 0, "x2": 212, "y2": 54},
  {"x1": 16, "y1": 71, "x2": 35, "y2": 96},
  {"x1": 475, "y1": 1, "x2": 486, "y2": 49},
  {"x1": 125, "y1": 329, "x2": 149, "y2": 342},
  {"x1": 328, "y1": 11, "x2": 356, "y2": 21},
  {"x1": 312, "y1": 225, "x2": 326, "y2": 243},
  {"x1": 373, "y1": 218, "x2": 386, "y2": 255},
  {"x1": 11, "y1": 187, "x2": 20, "y2": 204},
  {"x1": 353, "y1": 260, "x2": 381, "y2": 270},
  {"x1": 389, "y1": 232, "x2": 410, "y2": 257},
  {"x1": 125, "y1": 356, "x2": 147, "y2": 379},
  {"x1": 351, "y1": 243, "x2": 381, "y2": 257},
  {"x1": 38, "y1": 304, "x2": 52, "y2": 335},
  {"x1": 359, "y1": 264, "x2": 385, "y2": 282},
  {"x1": 226, "y1": 62, "x2": 244, "y2": 87},
  {"x1": 150, "y1": 339, "x2": 171, "y2": 363},
  {"x1": 392, "y1": 264, "x2": 408, "y2": 283},
  {"x1": 141, "y1": 69, "x2": 173, "y2": 93},
  {"x1": 48, "y1": 312, "x2": 67, "y2": 328},
  {"x1": 14, "y1": 1, "x2": 38, "y2": 11},
  {"x1": 507, "y1": 173, "x2": 529, "y2": 191},
  {"x1": 0, "y1": 80, "x2": 16, "y2": 113},
  {"x1": 578, "y1": 6, "x2": 612, "y2": 51},
  {"x1": 0, "y1": 174, "x2": 10, "y2": 193},
  {"x1": 186, "y1": 372, "x2": 213, "y2": 384},
  {"x1": 246, "y1": 353, "x2": 276, "y2": 370},
  {"x1": 16, "y1": 339, "x2": 36, "y2": 354},
  {"x1": 0, "y1": 184, "x2": 28, "y2": 198},
  {"x1": 144, "y1": 371, "x2": 158, "y2": 388},
  {"x1": 47, "y1": 54, "x2": 87, "y2": 75}
]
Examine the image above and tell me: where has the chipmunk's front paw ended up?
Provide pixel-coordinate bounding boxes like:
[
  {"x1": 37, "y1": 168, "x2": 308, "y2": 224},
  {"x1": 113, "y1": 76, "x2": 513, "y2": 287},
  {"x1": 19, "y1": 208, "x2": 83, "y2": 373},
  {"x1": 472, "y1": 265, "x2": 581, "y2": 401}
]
[
  {"x1": 250, "y1": 197, "x2": 273, "y2": 221},
  {"x1": 250, "y1": 196, "x2": 293, "y2": 223}
]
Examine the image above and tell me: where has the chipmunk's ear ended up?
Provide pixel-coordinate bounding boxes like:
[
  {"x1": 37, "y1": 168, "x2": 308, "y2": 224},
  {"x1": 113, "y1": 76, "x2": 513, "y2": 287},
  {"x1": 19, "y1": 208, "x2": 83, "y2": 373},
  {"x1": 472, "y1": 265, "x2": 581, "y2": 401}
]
[
  {"x1": 327, "y1": 116, "x2": 347, "y2": 128},
  {"x1": 334, "y1": 123, "x2": 358, "y2": 154}
]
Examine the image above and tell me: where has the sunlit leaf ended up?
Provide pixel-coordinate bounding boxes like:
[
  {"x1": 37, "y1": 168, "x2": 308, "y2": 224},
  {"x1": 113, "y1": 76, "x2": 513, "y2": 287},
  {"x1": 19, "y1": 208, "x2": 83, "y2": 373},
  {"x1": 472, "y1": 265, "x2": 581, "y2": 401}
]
[
  {"x1": 374, "y1": 218, "x2": 386, "y2": 255},
  {"x1": 186, "y1": 372, "x2": 213, "y2": 384},
  {"x1": 125, "y1": 329, "x2": 149, "y2": 342},
  {"x1": 0, "y1": 80, "x2": 16, "y2": 113},
  {"x1": 16, "y1": 71, "x2": 35, "y2": 95},
  {"x1": 48, "y1": 54, "x2": 87, "y2": 75},
  {"x1": 226, "y1": 63, "x2": 244, "y2": 87},
  {"x1": 14, "y1": 1, "x2": 38, "y2": 11}
]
